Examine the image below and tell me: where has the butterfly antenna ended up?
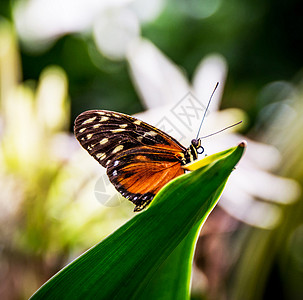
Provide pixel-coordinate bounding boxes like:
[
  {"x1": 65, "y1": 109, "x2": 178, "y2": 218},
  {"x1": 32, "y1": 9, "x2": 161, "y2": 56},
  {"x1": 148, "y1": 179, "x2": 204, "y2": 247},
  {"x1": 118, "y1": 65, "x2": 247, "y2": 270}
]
[
  {"x1": 196, "y1": 82, "x2": 219, "y2": 139},
  {"x1": 201, "y1": 121, "x2": 242, "y2": 139}
]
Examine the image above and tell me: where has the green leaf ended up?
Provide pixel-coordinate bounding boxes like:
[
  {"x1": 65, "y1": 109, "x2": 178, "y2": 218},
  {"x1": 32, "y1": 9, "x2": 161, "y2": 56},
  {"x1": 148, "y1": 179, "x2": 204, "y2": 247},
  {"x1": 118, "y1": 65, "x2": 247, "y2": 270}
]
[
  {"x1": 137, "y1": 180, "x2": 228, "y2": 300},
  {"x1": 30, "y1": 142, "x2": 246, "y2": 300}
]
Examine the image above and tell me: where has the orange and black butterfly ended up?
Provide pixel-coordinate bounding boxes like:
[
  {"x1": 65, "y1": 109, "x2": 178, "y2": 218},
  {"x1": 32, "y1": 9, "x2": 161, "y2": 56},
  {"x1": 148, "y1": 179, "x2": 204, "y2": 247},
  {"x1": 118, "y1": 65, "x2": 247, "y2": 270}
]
[
  {"x1": 74, "y1": 110, "x2": 204, "y2": 212},
  {"x1": 74, "y1": 84, "x2": 241, "y2": 212}
]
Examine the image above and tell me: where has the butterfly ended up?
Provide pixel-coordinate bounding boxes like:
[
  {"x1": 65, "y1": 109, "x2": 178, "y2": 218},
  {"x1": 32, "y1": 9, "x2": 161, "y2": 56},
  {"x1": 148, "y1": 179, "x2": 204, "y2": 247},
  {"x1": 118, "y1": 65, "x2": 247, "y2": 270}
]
[{"x1": 74, "y1": 110, "x2": 204, "y2": 212}]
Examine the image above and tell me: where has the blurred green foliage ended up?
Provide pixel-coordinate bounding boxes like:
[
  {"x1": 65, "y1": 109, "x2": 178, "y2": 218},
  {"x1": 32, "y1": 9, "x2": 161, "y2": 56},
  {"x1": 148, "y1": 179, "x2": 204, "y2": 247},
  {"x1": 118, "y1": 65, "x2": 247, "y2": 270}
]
[
  {"x1": 10, "y1": 0, "x2": 303, "y2": 121},
  {"x1": 0, "y1": 19, "x2": 134, "y2": 300},
  {"x1": 1, "y1": 0, "x2": 302, "y2": 122}
]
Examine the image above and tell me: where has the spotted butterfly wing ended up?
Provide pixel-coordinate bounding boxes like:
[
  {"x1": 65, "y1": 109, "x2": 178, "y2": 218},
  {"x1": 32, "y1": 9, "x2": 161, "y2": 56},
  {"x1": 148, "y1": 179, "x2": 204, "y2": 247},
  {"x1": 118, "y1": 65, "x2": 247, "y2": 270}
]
[{"x1": 74, "y1": 110, "x2": 188, "y2": 211}]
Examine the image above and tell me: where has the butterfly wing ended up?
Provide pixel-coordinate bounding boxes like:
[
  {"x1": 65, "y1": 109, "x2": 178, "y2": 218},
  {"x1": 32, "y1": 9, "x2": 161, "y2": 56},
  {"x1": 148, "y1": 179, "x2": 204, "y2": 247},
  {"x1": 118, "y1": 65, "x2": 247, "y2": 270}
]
[
  {"x1": 107, "y1": 146, "x2": 185, "y2": 211},
  {"x1": 74, "y1": 110, "x2": 186, "y2": 211}
]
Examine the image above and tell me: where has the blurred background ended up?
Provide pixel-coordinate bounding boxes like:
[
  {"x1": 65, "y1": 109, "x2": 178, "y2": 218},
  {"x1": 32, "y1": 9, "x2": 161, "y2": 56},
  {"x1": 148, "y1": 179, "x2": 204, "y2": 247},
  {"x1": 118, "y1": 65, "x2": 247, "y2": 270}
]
[{"x1": 0, "y1": 0, "x2": 303, "y2": 299}]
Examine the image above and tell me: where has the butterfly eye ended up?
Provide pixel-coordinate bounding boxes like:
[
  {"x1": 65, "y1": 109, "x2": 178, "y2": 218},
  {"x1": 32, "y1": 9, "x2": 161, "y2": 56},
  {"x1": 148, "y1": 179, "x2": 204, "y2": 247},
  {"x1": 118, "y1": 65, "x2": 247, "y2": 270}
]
[
  {"x1": 191, "y1": 139, "x2": 199, "y2": 147},
  {"x1": 197, "y1": 146, "x2": 204, "y2": 154}
]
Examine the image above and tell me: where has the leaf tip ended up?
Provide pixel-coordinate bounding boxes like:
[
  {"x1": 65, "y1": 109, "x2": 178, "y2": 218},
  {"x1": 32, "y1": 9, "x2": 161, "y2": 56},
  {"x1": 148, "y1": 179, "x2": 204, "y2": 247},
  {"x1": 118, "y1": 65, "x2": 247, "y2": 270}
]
[{"x1": 238, "y1": 140, "x2": 247, "y2": 148}]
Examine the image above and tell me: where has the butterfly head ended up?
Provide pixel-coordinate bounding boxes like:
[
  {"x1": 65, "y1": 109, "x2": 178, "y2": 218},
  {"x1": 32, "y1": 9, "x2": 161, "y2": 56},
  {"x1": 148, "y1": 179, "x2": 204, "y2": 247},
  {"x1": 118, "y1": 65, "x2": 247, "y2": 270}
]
[
  {"x1": 191, "y1": 138, "x2": 204, "y2": 154},
  {"x1": 182, "y1": 138, "x2": 204, "y2": 165}
]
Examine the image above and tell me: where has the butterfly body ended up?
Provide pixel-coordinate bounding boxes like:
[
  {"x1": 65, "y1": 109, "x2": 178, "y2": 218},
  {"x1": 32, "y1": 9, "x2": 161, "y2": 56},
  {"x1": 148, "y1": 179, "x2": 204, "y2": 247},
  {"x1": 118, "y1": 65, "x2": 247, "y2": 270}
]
[{"x1": 74, "y1": 110, "x2": 203, "y2": 211}]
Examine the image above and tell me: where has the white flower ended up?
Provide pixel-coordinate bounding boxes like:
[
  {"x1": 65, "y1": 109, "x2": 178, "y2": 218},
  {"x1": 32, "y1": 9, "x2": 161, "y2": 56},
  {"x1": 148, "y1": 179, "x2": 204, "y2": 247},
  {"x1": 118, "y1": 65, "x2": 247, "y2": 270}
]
[
  {"x1": 13, "y1": 0, "x2": 165, "y2": 56},
  {"x1": 126, "y1": 39, "x2": 300, "y2": 229}
]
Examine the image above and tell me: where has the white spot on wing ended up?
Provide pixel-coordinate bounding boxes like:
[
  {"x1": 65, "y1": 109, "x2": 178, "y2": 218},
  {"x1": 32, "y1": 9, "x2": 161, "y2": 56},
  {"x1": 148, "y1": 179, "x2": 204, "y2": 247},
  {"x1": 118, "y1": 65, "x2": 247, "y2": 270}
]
[
  {"x1": 82, "y1": 117, "x2": 96, "y2": 125},
  {"x1": 100, "y1": 138, "x2": 108, "y2": 145},
  {"x1": 93, "y1": 124, "x2": 101, "y2": 129},
  {"x1": 79, "y1": 128, "x2": 86, "y2": 133},
  {"x1": 119, "y1": 124, "x2": 128, "y2": 128},
  {"x1": 114, "y1": 160, "x2": 120, "y2": 166},
  {"x1": 133, "y1": 120, "x2": 141, "y2": 125},
  {"x1": 112, "y1": 145, "x2": 124, "y2": 154},
  {"x1": 96, "y1": 153, "x2": 106, "y2": 160},
  {"x1": 100, "y1": 116, "x2": 109, "y2": 122},
  {"x1": 86, "y1": 134, "x2": 93, "y2": 139},
  {"x1": 111, "y1": 128, "x2": 125, "y2": 133},
  {"x1": 113, "y1": 170, "x2": 118, "y2": 176},
  {"x1": 144, "y1": 131, "x2": 157, "y2": 137}
]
